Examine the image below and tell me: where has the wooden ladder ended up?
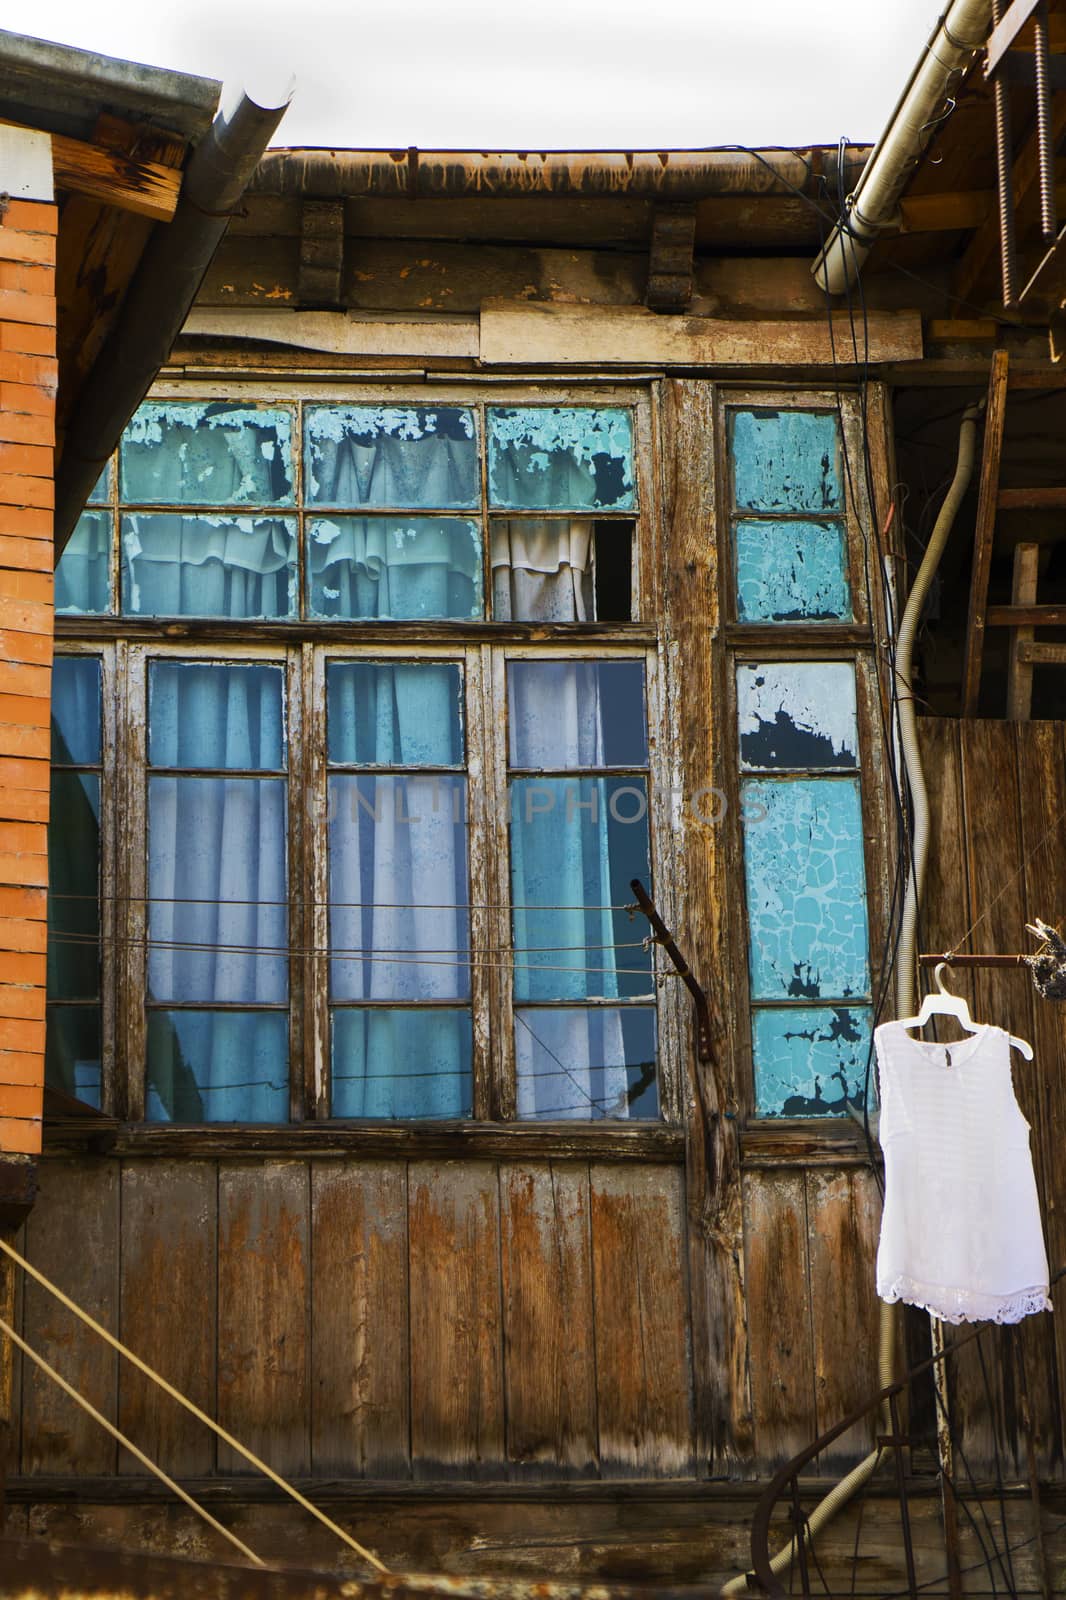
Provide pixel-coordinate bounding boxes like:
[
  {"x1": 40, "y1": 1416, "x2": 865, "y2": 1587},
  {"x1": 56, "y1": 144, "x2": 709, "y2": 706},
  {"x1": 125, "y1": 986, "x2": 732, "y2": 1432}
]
[{"x1": 962, "y1": 349, "x2": 1066, "y2": 718}]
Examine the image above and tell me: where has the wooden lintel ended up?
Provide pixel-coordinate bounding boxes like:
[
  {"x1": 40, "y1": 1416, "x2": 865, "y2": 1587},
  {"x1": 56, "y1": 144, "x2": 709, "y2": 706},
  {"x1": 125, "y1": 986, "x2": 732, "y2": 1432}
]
[
  {"x1": 0, "y1": 117, "x2": 182, "y2": 222},
  {"x1": 479, "y1": 300, "x2": 923, "y2": 366},
  {"x1": 901, "y1": 191, "x2": 995, "y2": 234},
  {"x1": 962, "y1": 349, "x2": 1010, "y2": 716}
]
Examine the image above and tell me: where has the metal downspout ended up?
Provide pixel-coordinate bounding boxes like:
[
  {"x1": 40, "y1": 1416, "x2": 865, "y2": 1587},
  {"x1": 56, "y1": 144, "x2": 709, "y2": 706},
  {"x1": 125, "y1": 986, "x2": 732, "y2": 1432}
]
[
  {"x1": 812, "y1": 0, "x2": 993, "y2": 294},
  {"x1": 54, "y1": 82, "x2": 292, "y2": 552}
]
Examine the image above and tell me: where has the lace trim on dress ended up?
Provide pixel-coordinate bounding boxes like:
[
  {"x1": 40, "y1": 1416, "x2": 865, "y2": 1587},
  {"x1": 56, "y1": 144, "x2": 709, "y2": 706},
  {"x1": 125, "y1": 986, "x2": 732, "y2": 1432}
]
[{"x1": 879, "y1": 1274, "x2": 1053, "y2": 1326}]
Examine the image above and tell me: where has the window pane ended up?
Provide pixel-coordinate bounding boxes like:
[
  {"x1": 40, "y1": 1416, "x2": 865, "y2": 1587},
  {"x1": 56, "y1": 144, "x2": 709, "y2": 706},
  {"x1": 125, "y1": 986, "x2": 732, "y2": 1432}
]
[
  {"x1": 56, "y1": 511, "x2": 111, "y2": 615},
  {"x1": 305, "y1": 405, "x2": 478, "y2": 508},
  {"x1": 738, "y1": 662, "x2": 858, "y2": 770},
  {"x1": 753, "y1": 1004, "x2": 871, "y2": 1117},
  {"x1": 51, "y1": 658, "x2": 101, "y2": 765},
  {"x1": 735, "y1": 518, "x2": 851, "y2": 621},
  {"x1": 508, "y1": 661, "x2": 647, "y2": 769},
  {"x1": 490, "y1": 518, "x2": 592, "y2": 621},
  {"x1": 515, "y1": 1006, "x2": 657, "y2": 1121},
  {"x1": 329, "y1": 775, "x2": 469, "y2": 1001},
  {"x1": 488, "y1": 407, "x2": 635, "y2": 511},
  {"x1": 331, "y1": 1008, "x2": 472, "y2": 1119},
  {"x1": 308, "y1": 517, "x2": 482, "y2": 620},
  {"x1": 121, "y1": 403, "x2": 294, "y2": 505},
  {"x1": 46, "y1": 1007, "x2": 101, "y2": 1108},
  {"x1": 87, "y1": 464, "x2": 110, "y2": 504},
  {"x1": 146, "y1": 1010, "x2": 288, "y2": 1122},
  {"x1": 742, "y1": 777, "x2": 869, "y2": 1001},
  {"x1": 121, "y1": 514, "x2": 297, "y2": 618},
  {"x1": 328, "y1": 662, "x2": 463, "y2": 767},
  {"x1": 149, "y1": 777, "x2": 288, "y2": 1003},
  {"x1": 149, "y1": 662, "x2": 285, "y2": 771},
  {"x1": 731, "y1": 410, "x2": 842, "y2": 512},
  {"x1": 511, "y1": 777, "x2": 651, "y2": 1001},
  {"x1": 48, "y1": 772, "x2": 100, "y2": 1001}
]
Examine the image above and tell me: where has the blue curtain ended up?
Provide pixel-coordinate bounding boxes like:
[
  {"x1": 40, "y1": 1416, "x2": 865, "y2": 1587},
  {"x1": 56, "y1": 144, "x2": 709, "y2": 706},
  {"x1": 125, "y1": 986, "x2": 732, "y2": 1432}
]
[
  {"x1": 329, "y1": 662, "x2": 472, "y2": 1119},
  {"x1": 145, "y1": 664, "x2": 288, "y2": 1122}
]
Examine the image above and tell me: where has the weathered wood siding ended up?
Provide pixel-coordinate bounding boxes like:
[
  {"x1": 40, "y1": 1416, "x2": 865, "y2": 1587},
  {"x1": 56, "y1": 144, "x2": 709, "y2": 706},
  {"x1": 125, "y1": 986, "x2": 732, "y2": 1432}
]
[{"x1": 15, "y1": 1156, "x2": 694, "y2": 1482}]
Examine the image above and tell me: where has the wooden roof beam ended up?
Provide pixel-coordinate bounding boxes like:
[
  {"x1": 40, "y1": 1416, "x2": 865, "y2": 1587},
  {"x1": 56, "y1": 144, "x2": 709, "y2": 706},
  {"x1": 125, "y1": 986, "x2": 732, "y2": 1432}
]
[
  {"x1": 954, "y1": 98, "x2": 1066, "y2": 305},
  {"x1": 0, "y1": 117, "x2": 182, "y2": 222}
]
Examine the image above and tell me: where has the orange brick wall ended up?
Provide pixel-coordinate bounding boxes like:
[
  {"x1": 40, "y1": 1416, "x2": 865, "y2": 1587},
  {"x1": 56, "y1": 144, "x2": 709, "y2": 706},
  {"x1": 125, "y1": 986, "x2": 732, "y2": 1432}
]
[{"x1": 0, "y1": 198, "x2": 57, "y2": 1156}]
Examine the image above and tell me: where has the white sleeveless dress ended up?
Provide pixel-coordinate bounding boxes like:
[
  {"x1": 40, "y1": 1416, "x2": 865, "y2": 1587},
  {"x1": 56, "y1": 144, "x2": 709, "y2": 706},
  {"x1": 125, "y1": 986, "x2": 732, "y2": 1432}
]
[{"x1": 875, "y1": 1021, "x2": 1052, "y2": 1324}]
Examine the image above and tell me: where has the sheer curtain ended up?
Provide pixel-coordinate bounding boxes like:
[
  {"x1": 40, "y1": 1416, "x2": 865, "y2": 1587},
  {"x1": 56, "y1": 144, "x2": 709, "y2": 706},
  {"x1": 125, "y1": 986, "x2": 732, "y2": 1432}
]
[
  {"x1": 329, "y1": 663, "x2": 470, "y2": 1119},
  {"x1": 491, "y1": 519, "x2": 594, "y2": 621},
  {"x1": 146, "y1": 664, "x2": 288, "y2": 1122}
]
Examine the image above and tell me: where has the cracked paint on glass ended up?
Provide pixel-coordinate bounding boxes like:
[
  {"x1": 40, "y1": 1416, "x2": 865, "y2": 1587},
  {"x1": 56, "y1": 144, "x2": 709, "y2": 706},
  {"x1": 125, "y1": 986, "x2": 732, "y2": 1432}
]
[
  {"x1": 488, "y1": 406, "x2": 635, "y2": 511},
  {"x1": 731, "y1": 408, "x2": 843, "y2": 512},
  {"x1": 738, "y1": 662, "x2": 858, "y2": 771},
  {"x1": 734, "y1": 517, "x2": 851, "y2": 621},
  {"x1": 121, "y1": 403, "x2": 295, "y2": 506},
  {"x1": 753, "y1": 1004, "x2": 871, "y2": 1116},
  {"x1": 742, "y1": 776, "x2": 869, "y2": 1002}
]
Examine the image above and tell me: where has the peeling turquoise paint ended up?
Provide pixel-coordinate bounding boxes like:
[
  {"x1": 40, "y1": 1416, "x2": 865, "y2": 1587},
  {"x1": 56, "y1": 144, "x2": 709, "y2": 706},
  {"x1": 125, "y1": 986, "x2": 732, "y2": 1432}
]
[
  {"x1": 303, "y1": 405, "x2": 479, "y2": 508},
  {"x1": 738, "y1": 662, "x2": 858, "y2": 771},
  {"x1": 488, "y1": 406, "x2": 635, "y2": 511},
  {"x1": 752, "y1": 1004, "x2": 871, "y2": 1116},
  {"x1": 731, "y1": 409, "x2": 842, "y2": 513},
  {"x1": 734, "y1": 517, "x2": 851, "y2": 621},
  {"x1": 121, "y1": 403, "x2": 295, "y2": 506},
  {"x1": 742, "y1": 776, "x2": 869, "y2": 1002}
]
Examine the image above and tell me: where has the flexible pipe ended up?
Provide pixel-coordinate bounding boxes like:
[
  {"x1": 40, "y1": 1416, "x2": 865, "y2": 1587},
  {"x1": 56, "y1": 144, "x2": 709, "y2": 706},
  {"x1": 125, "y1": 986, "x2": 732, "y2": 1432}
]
[
  {"x1": 812, "y1": 0, "x2": 992, "y2": 294},
  {"x1": 722, "y1": 407, "x2": 980, "y2": 1598}
]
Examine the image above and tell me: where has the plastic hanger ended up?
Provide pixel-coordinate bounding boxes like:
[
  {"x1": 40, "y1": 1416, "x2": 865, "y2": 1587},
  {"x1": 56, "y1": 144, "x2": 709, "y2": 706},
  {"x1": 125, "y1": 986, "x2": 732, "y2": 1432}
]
[{"x1": 897, "y1": 962, "x2": 1034, "y2": 1060}]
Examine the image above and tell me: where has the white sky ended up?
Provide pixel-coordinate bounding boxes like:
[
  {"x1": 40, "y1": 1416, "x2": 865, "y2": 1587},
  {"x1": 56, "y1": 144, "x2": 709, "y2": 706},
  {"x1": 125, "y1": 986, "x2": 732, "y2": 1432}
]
[{"x1": 2, "y1": 1, "x2": 946, "y2": 150}]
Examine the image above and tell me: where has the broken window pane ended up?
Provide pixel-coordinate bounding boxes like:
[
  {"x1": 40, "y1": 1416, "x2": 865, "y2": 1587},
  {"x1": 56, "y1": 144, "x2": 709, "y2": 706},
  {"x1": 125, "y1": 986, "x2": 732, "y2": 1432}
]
[
  {"x1": 731, "y1": 409, "x2": 843, "y2": 513},
  {"x1": 738, "y1": 662, "x2": 858, "y2": 770},
  {"x1": 304, "y1": 405, "x2": 478, "y2": 509},
  {"x1": 515, "y1": 1005, "x2": 658, "y2": 1121},
  {"x1": 742, "y1": 776, "x2": 869, "y2": 1002},
  {"x1": 328, "y1": 662, "x2": 464, "y2": 767},
  {"x1": 121, "y1": 513, "x2": 298, "y2": 618},
  {"x1": 752, "y1": 1005, "x2": 871, "y2": 1117},
  {"x1": 488, "y1": 407, "x2": 635, "y2": 511},
  {"x1": 308, "y1": 516, "x2": 482, "y2": 620},
  {"x1": 56, "y1": 511, "x2": 112, "y2": 615},
  {"x1": 331, "y1": 1008, "x2": 472, "y2": 1120},
  {"x1": 120, "y1": 403, "x2": 294, "y2": 505},
  {"x1": 735, "y1": 518, "x2": 851, "y2": 621}
]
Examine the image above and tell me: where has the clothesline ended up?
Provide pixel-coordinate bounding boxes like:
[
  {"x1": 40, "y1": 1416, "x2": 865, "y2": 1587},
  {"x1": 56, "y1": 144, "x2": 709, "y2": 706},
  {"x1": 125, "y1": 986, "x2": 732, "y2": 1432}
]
[{"x1": 49, "y1": 892, "x2": 641, "y2": 913}]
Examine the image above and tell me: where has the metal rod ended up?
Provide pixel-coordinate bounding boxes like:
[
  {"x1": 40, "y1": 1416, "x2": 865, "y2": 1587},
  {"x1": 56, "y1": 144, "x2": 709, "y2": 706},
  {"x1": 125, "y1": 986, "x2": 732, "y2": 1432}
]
[
  {"x1": 918, "y1": 953, "x2": 1028, "y2": 967},
  {"x1": 890, "y1": 1391, "x2": 920, "y2": 1599},
  {"x1": 629, "y1": 879, "x2": 714, "y2": 1063},
  {"x1": 1033, "y1": 1, "x2": 1057, "y2": 241},
  {"x1": 990, "y1": 1, "x2": 1020, "y2": 306}
]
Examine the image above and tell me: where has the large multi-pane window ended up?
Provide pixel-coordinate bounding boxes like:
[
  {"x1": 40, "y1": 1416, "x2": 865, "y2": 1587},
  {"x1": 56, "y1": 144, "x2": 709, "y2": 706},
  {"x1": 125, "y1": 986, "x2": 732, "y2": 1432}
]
[{"x1": 48, "y1": 393, "x2": 660, "y2": 1125}]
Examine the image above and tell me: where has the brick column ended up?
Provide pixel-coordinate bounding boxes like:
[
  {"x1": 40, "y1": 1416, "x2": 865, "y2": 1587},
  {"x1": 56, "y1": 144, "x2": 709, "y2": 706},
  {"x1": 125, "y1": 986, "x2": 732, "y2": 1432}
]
[{"x1": 0, "y1": 135, "x2": 57, "y2": 1164}]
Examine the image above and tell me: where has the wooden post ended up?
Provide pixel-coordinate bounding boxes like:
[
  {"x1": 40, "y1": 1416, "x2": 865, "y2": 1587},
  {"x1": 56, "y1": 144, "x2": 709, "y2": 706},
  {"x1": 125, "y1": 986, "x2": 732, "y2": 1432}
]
[
  {"x1": 962, "y1": 351, "x2": 1010, "y2": 716},
  {"x1": 1007, "y1": 543, "x2": 1040, "y2": 720}
]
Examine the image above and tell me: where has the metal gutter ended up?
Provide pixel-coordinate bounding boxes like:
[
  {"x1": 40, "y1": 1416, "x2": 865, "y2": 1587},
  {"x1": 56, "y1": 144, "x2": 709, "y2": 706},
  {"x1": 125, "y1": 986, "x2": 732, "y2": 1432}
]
[
  {"x1": 54, "y1": 83, "x2": 292, "y2": 552},
  {"x1": 0, "y1": 28, "x2": 220, "y2": 141},
  {"x1": 250, "y1": 145, "x2": 870, "y2": 201},
  {"x1": 811, "y1": 0, "x2": 993, "y2": 293}
]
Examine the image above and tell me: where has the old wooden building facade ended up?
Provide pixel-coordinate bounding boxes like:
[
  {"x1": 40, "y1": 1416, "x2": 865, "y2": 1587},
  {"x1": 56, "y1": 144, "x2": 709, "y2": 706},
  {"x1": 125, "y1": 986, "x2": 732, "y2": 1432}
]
[{"x1": 5, "y1": 4, "x2": 1066, "y2": 1596}]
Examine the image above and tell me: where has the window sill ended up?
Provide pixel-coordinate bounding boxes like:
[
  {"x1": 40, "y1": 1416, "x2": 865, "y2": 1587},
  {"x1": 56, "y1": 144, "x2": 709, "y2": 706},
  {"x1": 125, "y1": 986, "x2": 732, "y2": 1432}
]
[{"x1": 42, "y1": 1117, "x2": 686, "y2": 1163}]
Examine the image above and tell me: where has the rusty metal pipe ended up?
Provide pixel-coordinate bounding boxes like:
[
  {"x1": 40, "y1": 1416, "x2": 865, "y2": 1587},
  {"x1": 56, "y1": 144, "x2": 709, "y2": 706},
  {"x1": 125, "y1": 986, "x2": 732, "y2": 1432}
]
[{"x1": 249, "y1": 145, "x2": 867, "y2": 201}]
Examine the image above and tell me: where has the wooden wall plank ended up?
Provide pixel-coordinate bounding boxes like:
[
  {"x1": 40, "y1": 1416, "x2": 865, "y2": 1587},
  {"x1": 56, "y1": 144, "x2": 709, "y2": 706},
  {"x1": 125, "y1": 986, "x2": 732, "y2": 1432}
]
[
  {"x1": 805, "y1": 1168, "x2": 880, "y2": 1470},
  {"x1": 310, "y1": 1160, "x2": 410, "y2": 1477},
  {"x1": 117, "y1": 1161, "x2": 217, "y2": 1477},
  {"x1": 499, "y1": 1161, "x2": 597, "y2": 1477},
  {"x1": 742, "y1": 1169, "x2": 815, "y2": 1470},
  {"x1": 20, "y1": 1159, "x2": 119, "y2": 1475},
  {"x1": 217, "y1": 1161, "x2": 310, "y2": 1475},
  {"x1": 589, "y1": 1164, "x2": 694, "y2": 1477},
  {"x1": 408, "y1": 1160, "x2": 504, "y2": 1477}
]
